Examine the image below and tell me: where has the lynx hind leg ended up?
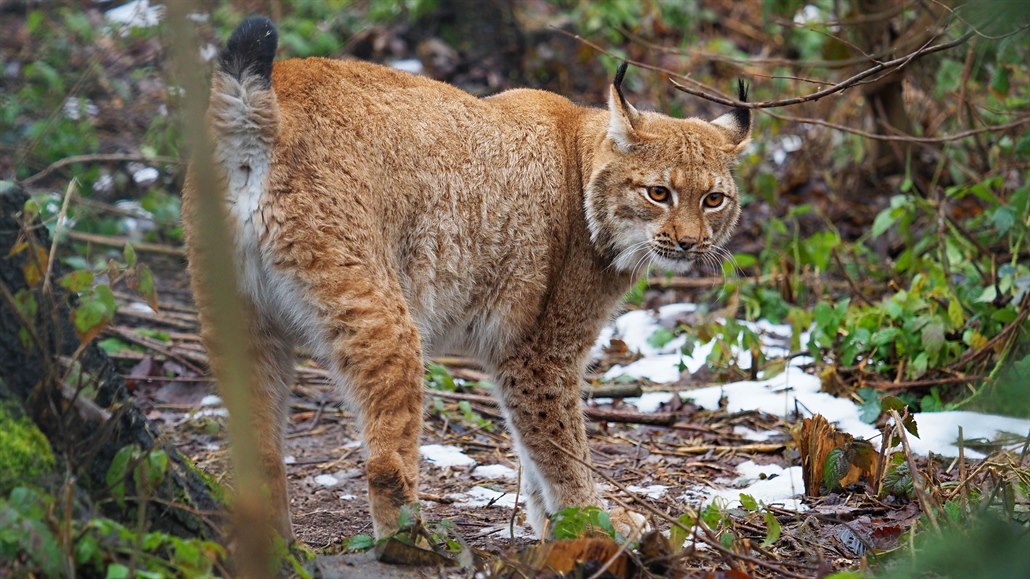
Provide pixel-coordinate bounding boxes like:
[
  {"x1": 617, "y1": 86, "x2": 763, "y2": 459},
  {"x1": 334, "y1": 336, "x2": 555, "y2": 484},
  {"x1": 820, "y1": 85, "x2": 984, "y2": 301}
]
[
  {"x1": 315, "y1": 274, "x2": 424, "y2": 538},
  {"x1": 199, "y1": 307, "x2": 296, "y2": 542}
]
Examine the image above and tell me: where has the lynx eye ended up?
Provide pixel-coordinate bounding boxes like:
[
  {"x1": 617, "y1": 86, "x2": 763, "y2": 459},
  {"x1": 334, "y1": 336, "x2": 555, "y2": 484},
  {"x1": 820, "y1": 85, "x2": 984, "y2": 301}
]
[
  {"x1": 703, "y1": 192, "x2": 726, "y2": 209},
  {"x1": 646, "y1": 186, "x2": 671, "y2": 204}
]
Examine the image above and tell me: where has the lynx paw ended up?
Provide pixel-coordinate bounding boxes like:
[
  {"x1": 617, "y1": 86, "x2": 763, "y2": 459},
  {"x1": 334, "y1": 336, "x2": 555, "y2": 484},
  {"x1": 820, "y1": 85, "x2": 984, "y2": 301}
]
[{"x1": 610, "y1": 507, "x2": 648, "y2": 540}]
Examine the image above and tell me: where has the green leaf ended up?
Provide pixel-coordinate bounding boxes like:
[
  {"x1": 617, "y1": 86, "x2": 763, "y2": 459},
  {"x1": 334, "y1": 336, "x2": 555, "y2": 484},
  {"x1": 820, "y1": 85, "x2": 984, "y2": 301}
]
[
  {"x1": 106, "y1": 563, "x2": 130, "y2": 579},
  {"x1": 94, "y1": 284, "x2": 117, "y2": 316},
  {"x1": 872, "y1": 327, "x2": 899, "y2": 346},
  {"x1": 991, "y1": 65, "x2": 1010, "y2": 95},
  {"x1": 948, "y1": 299, "x2": 964, "y2": 327},
  {"x1": 123, "y1": 243, "x2": 137, "y2": 267},
  {"x1": 813, "y1": 301, "x2": 835, "y2": 330},
  {"x1": 822, "y1": 447, "x2": 849, "y2": 492},
  {"x1": 138, "y1": 264, "x2": 156, "y2": 308},
  {"x1": 910, "y1": 352, "x2": 929, "y2": 379},
  {"x1": 75, "y1": 534, "x2": 100, "y2": 566},
  {"x1": 934, "y1": 59, "x2": 964, "y2": 97},
  {"x1": 739, "y1": 493, "x2": 758, "y2": 512},
  {"x1": 882, "y1": 460, "x2": 913, "y2": 499},
  {"x1": 871, "y1": 208, "x2": 897, "y2": 238},
  {"x1": 859, "y1": 388, "x2": 881, "y2": 423},
  {"x1": 648, "y1": 327, "x2": 676, "y2": 349},
  {"x1": 97, "y1": 338, "x2": 130, "y2": 354},
  {"x1": 345, "y1": 534, "x2": 375, "y2": 551},
  {"x1": 880, "y1": 396, "x2": 906, "y2": 414},
  {"x1": 976, "y1": 286, "x2": 997, "y2": 303},
  {"x1": 762, "y1": 510, "x2": 781, "y2": 548},
  {"x1": 992, "y1": 206, "x2": 1016, "y2": 234},
  {"x1": 105, "y1": 445, "x2": 137, "y2": 506},
  {"x1": 921, "y1": 320, "x2": 945, "y2": 356},
  {"x1": 59, "y1": 269, "x2": 94, "y2": 293},
  {"x1": 668, "y1": 512, "x2": 694, "y2": 550},
  {"x1": 885, "y1": 299, "x2": 904, "y2": 320},
  {"x1": 74, "y1": 299, "x2": 109, "y2": 335},
  {"x1": 133, "y1": 450, "x2": 168, "y2": 494}
]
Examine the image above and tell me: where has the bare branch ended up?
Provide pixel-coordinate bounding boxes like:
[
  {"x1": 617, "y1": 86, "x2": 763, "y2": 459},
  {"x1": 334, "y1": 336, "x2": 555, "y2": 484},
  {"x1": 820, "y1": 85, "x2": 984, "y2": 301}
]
[
  {"x1": 669, "y1": 29, "x2": 976, "y2": 109},
  {"x1": 768, "y1": 111, "x2": 1030, "y2": 143}
]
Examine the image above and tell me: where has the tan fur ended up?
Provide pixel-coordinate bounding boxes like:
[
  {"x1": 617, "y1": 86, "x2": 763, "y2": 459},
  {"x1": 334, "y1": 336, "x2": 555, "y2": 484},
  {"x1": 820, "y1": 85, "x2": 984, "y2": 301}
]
[{"x1": 183, "y1": 55, "x2": 750, "y2": 541}]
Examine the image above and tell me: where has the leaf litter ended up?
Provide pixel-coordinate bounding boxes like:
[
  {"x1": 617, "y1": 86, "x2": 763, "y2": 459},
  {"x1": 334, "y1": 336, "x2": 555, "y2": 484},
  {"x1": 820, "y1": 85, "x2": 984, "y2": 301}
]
[{"x1": 107, "y1": 273, "x2": 1030, "y2": 577}]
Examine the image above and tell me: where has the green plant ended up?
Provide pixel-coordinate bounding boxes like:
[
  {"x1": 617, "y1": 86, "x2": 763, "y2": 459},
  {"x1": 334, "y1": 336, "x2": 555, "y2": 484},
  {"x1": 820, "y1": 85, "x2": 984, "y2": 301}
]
[{"x1": 549, "y1": 505, "x2": 617, "y2": 540}]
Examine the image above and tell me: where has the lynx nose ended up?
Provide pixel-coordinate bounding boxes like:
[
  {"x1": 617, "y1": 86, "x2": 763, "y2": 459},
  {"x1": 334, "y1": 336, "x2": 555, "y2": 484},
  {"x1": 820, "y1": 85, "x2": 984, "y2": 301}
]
[{"x1": 677, "y1": 236, "x2": 699, "y2": 251}]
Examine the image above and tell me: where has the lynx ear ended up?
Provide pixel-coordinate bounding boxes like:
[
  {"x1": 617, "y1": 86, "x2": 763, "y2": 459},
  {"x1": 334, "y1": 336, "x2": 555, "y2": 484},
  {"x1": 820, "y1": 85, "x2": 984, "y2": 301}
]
[
  {"x1": 711, "y1": 79, "x2": 752, "y2": 155},
  {"x1": 607, "y1": 62, "x2": 641, "y2": 152}
]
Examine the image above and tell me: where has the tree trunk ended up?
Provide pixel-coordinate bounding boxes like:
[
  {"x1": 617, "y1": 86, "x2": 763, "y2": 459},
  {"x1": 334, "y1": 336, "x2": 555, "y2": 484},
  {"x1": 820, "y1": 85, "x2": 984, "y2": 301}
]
[{"x1": 0, "y1": 182, "x2": 223, "y2": 539}]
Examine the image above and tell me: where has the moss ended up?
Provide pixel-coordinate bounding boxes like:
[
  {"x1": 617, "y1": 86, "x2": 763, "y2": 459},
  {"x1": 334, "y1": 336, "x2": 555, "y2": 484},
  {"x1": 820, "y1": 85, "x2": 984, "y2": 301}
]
[
  {"x1": 0, "y1": 403, "x2": 56, "y2": 495},
  {"x1": 179, "y1": 453, "x2": 228, "y2": 505}
]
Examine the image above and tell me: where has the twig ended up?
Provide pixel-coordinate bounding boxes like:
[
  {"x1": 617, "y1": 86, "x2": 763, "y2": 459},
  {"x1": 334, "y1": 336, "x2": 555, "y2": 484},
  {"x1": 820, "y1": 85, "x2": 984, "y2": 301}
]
[
  {"x1": 41, "y1": 179, "x2": 76, "y2": 294},
  {"x1": 510, "y1": 464, "x2": 522, "y2": 546},
  {"x1": 888, "y1": 409, "x2": 940, "y2": 532},
  {"x1": 19, "y1": 153, "x2": 181, "y2": 187},
  {"x1": 770, "y1": 110, "x2": 1030, "y2": 143},
  {"x1": 867, "y1": 375, "x2": 986, "y2": 390},
  {"x1": 582, "y1": 382, "x2": 643, "y2": 399},
  {"x1": 670, "y1": 443, "x2": 786, "y2": 454},
  {"x1": 583, "y1": 407, "x2": 677, "y2": 426},
  {"x1": 831, "y1": 247, "x2": 873, "y2": 306},
  {"x1": 669, "y1": 29, "x2": 977, "y2": 109},
  {"x1": 949, "y1": 298, "x2": 1029, "y2": 370},
  {"x1": 65, "y1": 230, "x2": 185, "y2": 256},
  {"x1": 107, "y1": 325, "x2": 206, "y2": 374}
]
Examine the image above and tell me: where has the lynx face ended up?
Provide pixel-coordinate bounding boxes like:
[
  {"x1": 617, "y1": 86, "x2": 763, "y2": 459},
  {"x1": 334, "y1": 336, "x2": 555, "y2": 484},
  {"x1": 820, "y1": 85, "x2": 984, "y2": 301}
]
[{"x1": 585, "y1": 76, "x2": 751, "y2": 275}]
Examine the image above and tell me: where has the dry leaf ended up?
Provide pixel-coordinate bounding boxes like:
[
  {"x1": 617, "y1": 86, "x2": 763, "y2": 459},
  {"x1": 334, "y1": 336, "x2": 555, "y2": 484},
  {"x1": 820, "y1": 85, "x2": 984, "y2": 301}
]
[{"x1": 793, "y1": 414, "x2": 880, "y2": 497}]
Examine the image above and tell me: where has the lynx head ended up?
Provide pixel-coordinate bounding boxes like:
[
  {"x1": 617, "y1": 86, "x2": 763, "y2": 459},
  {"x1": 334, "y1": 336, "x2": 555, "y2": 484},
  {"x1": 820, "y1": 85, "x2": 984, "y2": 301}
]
[{"x1": 584, "y1": 64, "x2": 752, "y2": 275}]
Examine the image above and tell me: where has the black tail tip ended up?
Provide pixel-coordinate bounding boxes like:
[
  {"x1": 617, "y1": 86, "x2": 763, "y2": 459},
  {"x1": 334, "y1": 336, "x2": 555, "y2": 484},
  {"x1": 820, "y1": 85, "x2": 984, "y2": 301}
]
[{"x1": 219, "y1": 15, "x2": 278, "y2": 87}]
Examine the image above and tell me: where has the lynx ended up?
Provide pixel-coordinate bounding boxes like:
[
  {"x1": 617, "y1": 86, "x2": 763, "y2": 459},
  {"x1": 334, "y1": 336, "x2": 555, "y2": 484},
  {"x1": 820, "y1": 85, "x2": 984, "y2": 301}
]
[{"x1": 183, "y1": 16, "x2": 752, "y2": 541}]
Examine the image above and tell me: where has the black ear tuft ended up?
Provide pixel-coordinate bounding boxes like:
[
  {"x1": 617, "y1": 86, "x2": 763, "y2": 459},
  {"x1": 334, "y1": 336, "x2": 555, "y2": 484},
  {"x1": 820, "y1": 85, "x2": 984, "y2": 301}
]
[
  {"x1": 730, "y1": 79, "x2": 751, "y2": 135},
  {"x1": 737, "y1": 78, "x2": 749, "y2": 103},
  {"x1": 613, "y1": 61, "x2": 629, "y2": 103},
  {"x1": 219, "y1": 15, "x2": 278, "y2": 88}
]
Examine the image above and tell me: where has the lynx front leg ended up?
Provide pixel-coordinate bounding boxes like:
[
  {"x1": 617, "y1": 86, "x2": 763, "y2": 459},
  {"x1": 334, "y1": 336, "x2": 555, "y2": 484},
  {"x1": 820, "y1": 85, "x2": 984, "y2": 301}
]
[
  {"x1": 315, "y1": 276, "x2": 424, "y2": 538},
  {"x1": 496, "y1": 360, "x2": 600, "y2": 535}
]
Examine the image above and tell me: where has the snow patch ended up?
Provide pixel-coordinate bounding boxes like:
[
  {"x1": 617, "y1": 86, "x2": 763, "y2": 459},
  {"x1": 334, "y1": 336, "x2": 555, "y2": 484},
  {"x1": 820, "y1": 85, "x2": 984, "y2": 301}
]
[
  {"x1": 626, "y1": 484, "x2": 669, "y2": 499},
  {"x1": 420, "y1": 444, "x2": 475, "y2": 468},
  {"x1": 132, "y1": 166, "x2": 159, "y2": 186},
  {"x1": 105, "y1": 0, "x2": 164, "y2": 29},
  {"x1": 682, "y1": 367, "x2": 880, "y2": 441},
  {"x1": 450, "y1": 486, "x2": 517, "y2": 508},
  {"x1": 200, "y1": 395, "x2": 222, "y2": 407},
  {"x1": 624, "y1": 391, "x2": 675, "y2": 413},
  {"x1": 907, "y1": 411, "x2": 1030, "y2": 459},
  {"x1": 389, "y1": 59, "x2": 424, "y2": 74},
  {"x1": 733, "y1": 426, "x2": 781, "y2": 442},
  {"x1": 472, "y1": 464, "x2": 517, "y2": 480},
  {"x1": 314, "y1": 474, "x2": 338, "y2": 487},
  {"x1": 697, "y1": 461, "x2": 806, "y2": 511}
]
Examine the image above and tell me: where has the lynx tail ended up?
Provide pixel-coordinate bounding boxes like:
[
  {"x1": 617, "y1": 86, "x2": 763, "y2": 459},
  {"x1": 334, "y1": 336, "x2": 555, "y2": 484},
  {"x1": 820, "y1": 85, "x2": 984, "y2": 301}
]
[
  {"x1": 219, "y1": 16, "x2": 278, "y2": 87},
  {"x1": 208, "y1": 16, "x2": 280, "y2": 220}
]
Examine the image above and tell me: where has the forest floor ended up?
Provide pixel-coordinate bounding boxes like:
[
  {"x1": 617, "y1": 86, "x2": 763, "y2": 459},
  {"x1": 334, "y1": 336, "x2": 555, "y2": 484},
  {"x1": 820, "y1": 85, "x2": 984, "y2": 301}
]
[
  {"x1": 5, "y1": 1, "x2": 1029, "y2": 577},
  {"x1": 108, "y1": 257, "x2": 1025, "y2": 577}
]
